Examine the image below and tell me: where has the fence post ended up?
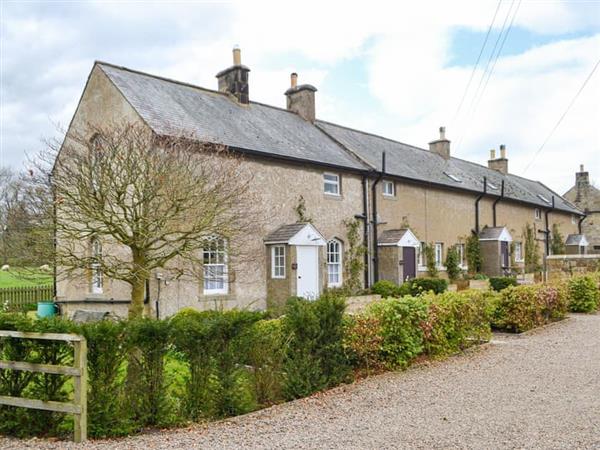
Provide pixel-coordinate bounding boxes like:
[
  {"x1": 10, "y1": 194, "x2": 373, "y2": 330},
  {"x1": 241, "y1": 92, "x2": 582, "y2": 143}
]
[{"x1": 73, "y1": 338, "x2": 88, "y2": 443}]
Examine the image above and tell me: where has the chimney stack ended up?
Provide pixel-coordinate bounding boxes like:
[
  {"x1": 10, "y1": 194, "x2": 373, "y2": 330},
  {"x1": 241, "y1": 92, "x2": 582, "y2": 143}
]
[
  {"x1": 216, "y1": 46, "x2": 250, "y2": 104},
  {"x1": 575, "y1": 164, "x2": 590, "y2": 203},
  {"x1": 285, "y1": 73, "x2": 317, "y2": 122},
  {"x1": 488, "y1": 144, "x2": 508, "y2": 175},
  {"x1": 429, "y1": 126, "x2": 451, "y2": 159}
]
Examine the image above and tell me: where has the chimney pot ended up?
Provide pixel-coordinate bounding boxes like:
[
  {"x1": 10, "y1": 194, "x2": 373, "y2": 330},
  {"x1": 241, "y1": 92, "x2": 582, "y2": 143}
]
[
  {"x1": 580, "y1": 164, "x2": 585, "y2": 172},
  {"x1": 233, "y1": 45, "x2": 241, "y2": 65},
  {"x1": 490, "y1": 149, "x2": 496, "y2": 160},
  {"x1": 500, "y1": 144, "x2": 506, "y2": 159},
  {"x1": 291, "y1": 72, "x2": 298, "y2": 88},
  {"x1": 439, "y1": 126, "x2": 446, "y2": 140}
]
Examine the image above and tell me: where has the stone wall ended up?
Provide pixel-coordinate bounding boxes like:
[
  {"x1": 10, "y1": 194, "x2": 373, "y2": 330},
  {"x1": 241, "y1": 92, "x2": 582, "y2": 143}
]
[{"x1": 546, "y1": 255, "x2": 600, "y2": 281}]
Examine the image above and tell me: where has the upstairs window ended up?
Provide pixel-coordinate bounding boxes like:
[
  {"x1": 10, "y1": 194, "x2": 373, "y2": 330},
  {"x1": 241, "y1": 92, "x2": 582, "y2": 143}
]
[
  {"x1": 203, "y1": 237, "x2": 228, "y2": 295},
  {"x1": 90, "y1": 237, "x2": 103, "y2": 294},
  {"x1": 327, "y1": 239, "x2": 343, "y2": 287},
  {"x1": 434, "y1": 242, "x2": 444, "y2": 267},
  {"x1": 382, "y1": 180, "x2": 395, "y2": 197},
  {"x1": 323, "y1": 173, "x2": 340, "y2": 196},
  {"x1": 271, "y1": 245, "x2": 286, "y2": 279},
  {"x1": 534, "y1": 208, "x2": 541, "y2": 220}
]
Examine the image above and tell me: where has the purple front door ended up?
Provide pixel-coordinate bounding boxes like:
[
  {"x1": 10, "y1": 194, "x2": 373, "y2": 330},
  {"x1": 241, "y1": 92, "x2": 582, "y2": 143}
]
[{"x1": 403, "y1": 247, "x2": 416, "y2": 281}]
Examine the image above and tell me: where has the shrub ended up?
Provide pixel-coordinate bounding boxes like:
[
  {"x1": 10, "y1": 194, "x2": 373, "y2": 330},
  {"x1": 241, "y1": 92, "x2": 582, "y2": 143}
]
[
  {"x1": 568, "y1": 276, "x2": 600, "y2": 313},
  {"x1": 466, "y1": 234, "x2": 482, "y2": 274},
  {"x1": 421, "y1": 291, "x2": 492, "y2": 356},
  {"x1": 489, "y1": 276, "x2": 518, "y2": 292},
  {"x1": 444, "y1": 247, "x2": 461, "y2": 282},
  {"x1": 424, "y1": 243, "x2": 438, "y2": 277},
  {"x1": 410, "y1": 278, "x2": 448, "y2": 295},
  {"x1": 367, "y1": 296, "x2": 428, "y2": 369},
  {"x1": 283, "y1": 292, "x2": 350, "y2": 399},
  {"x1": 343, "y1": 314, "x2": 385, "y2": 373},
  {"x1": 371, "y1": 280, "x2": 402, "y2": 298}
]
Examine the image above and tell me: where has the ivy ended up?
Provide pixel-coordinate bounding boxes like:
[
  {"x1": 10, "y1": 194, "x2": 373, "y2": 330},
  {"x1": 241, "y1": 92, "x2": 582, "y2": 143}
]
[
  {"x1": 444, "y1": 246, "x2": 461, "y2": 282},
  {"x1": 343, "y1": 218, "x2": 366, "y2": 294},
  {"x1": 551, "y1": 223, "x2": 565, "y2": 255},
  {"x1": 465, "y1": 234, "x2": 482, "y2": 275},
  {"x1": 294, "y1": 195, "x2": 312, "y2": 223},
  {"x1": 424, "y1": 243, "x2": 437, "y2": 277},
  {"x1": 523, "y1": 223, "x2": 541, "y2": 273}
]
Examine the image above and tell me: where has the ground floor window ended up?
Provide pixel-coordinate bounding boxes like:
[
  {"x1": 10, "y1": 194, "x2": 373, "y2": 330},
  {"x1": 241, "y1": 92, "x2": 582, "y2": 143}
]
[
  {"x1": 272, "y1": 245, "x2": 286, "y2": 279},
  {"x1": 418, "y1": 241, "x2": 426, "y2": 267},
  {"x1": 435, "y1": 243, "x2": 444, "y2": 267},
  {"x1": 327, "y1": 239, "x2": 343, "y2": 287},
  {"x1": 456, "y1": 243, "x2": 466, "y2": 268},
  {"x1": 203, "y1": 237, "x2": 228, "y2": 294},
  {"x1": 90, "y1": 237, "x2": 103, "y2": 294},
  {"x1": 514, "y1": 242, "x2": 523, "y2": 261}
]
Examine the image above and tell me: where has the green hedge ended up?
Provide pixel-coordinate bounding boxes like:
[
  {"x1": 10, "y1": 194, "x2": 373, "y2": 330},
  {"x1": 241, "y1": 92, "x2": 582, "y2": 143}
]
[
  {"x1": 567, "y1": 275, "x2": 599, "y2": 313},
  {"x1": 489, "y1": 276, "x2": 518, "y2": 292},
  {"x1": 371, "y1": 278, "x2": 447, "y2": 298}
]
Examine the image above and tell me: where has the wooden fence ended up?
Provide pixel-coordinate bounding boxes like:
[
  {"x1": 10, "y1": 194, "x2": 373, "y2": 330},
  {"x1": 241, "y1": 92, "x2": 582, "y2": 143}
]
[
  {"x1": 0, "y1": 285, "x2": 53, "y2": 309},
  {"x1": 0, "y1": 330, "x2": 88, "y2": 442}
]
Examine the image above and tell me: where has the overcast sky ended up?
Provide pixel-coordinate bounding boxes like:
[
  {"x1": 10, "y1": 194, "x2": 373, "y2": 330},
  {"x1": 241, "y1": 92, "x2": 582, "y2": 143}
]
[{"x1": 1, "y1": 0, "x2": 599, "y2": 193}]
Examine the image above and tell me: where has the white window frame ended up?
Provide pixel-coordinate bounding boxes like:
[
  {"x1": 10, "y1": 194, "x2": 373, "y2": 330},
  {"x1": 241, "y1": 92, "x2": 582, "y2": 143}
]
[
  {"x1": 534, "y1": 208, "x2": 541, "y2": 220},
  {"x1": 90, "y1": 237, "x2": 103, "y2": 294},
  {"x1": 418, "y1": 242, "x2": 426, "y2": 269},
  {"x1": 382, "y1": 180, "x2": 395, "y2": 197},
  {"x1": 514, "y1": 241, "x2": 524, "y2": 262},
  {"x1": 434, "y1": 242, "x2": 444, "y2": 268},
  {"x1": 327, "y1": 239, "x2": 343, "y2": 287},
  {"x1": 456, "y1": 243, "x2": 466, "y2": 269},
  {"x1": 323, "y1": 173, "x2": 340, "y2": 196},
  {"x1": 271, "y1": 245, "x2": 286, "y2": 279},
  {"x1": 203, "y1": 237, "x2": 228, "y2": 295}
]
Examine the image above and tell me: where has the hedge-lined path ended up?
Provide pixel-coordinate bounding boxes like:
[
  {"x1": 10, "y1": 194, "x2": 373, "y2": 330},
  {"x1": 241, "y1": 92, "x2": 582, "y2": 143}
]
[{"x1": 3, "y1": 313, "x2": 600, "y2": 450}]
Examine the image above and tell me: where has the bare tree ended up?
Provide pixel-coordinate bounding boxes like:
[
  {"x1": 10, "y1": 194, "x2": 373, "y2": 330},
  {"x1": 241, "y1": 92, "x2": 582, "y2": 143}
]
[{"x1": 43, "y1": 121, "x2": 258, "y2": 317}]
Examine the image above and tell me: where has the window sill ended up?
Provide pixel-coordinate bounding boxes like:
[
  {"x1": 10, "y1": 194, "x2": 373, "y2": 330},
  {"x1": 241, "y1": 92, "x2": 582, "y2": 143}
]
[{"x1": 323, "y1": 193, "x2": 342, "y2": 200}]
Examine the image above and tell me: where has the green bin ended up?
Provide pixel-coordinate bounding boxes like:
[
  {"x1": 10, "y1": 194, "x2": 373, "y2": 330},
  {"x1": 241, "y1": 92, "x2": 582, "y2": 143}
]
[{"x1": 37, "y1": 301, "x2": 57, "y2": 318}]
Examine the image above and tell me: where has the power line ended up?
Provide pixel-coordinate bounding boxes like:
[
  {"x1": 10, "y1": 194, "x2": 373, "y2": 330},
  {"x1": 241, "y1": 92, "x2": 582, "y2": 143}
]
[
  {"x1": 524, "y1": 57, "x2": 600, "y2": 173},
  {"x1": 452, "y1": 0, "x2": 503, "y2": 124}
]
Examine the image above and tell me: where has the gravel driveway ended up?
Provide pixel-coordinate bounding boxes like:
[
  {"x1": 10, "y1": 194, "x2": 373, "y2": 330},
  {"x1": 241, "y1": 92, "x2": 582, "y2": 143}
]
[{"x1": 2, "y1": 313, "x2": 600, "y2": 450}]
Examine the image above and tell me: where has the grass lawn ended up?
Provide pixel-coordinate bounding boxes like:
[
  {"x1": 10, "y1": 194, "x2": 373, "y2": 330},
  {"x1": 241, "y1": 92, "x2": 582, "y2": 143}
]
[{"x1": 0, "y1": 268, "x2": 53, "y2": 288}]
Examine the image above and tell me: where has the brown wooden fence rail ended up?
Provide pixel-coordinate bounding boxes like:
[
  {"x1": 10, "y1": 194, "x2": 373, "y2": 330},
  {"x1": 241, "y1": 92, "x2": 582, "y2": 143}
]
[
  {"x1": 0, "y1": 285, "x2": 53, "y2": 309},
  {"x1": 0, "y1": 330, "x2": 88, "y2": 442}
]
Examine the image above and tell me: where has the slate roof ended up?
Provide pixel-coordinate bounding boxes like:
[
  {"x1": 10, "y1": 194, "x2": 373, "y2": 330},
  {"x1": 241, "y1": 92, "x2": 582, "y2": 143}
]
[
  {"x1": 263, "y1": 223, "x2": 307, "y2": 243},
  {"x1": 316, "y1": 121, "x2": 581, "y2": 214},
  {"x1": 378, "y1": 229, "x2": 410, "y2": 245},
  {"x1": 98, "y1": 63, "x2": 365, "y2": 170},
  {"x1": 479, "y1": 226, "x2": 507, "y2": 240},
  {"x1": 97, "y1": 62, "x2": 581, "y2": 216},
  {"x1": 565, "y1": 234, "x2": 587, "y2": 246}
]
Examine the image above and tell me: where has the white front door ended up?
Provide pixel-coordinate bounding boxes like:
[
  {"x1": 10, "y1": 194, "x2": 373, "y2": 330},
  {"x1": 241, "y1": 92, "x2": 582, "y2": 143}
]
[{"x1": 296, "y1": 246, "x2": 319, "y2": 299}]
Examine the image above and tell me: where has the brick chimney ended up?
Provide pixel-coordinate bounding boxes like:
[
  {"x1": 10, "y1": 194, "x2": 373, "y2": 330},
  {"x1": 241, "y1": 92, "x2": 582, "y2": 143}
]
[
  {"x1": 488, "y1": 144, "x2": 508, "y2": 175},
  {"x1": 429, "y1": 126, "x2": 450, "y2": 159},
  {"x1": 216, "y1": 46, "x2": 250, "y2": 104},
  {"x1": 285, "y1": 73, "x2": 317, "y2": 122}
]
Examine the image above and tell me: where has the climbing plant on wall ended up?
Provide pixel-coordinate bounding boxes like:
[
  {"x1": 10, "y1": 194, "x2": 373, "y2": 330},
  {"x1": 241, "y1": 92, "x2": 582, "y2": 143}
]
[
  {"x1": 424, "y1": 243, "x2": 438, "y2": 277},
  {"x1": 550, "y1": 223, "x2": 565, "y2": 255},
  {"x1": 343, "y1": 218, "x2": 366, "y2": 294},
  {"x1": 294, "y1": 195, "x2": 312, "y2": 223},
  {"x1": 465, "y1": 234, "x2": 482, "y2": 275},
  {"x1": 523, "y1": 223, "x2": 541, "y2": 273},
  {"x1": 444, "y1": 246, "x2": 461, "y2": 282}
]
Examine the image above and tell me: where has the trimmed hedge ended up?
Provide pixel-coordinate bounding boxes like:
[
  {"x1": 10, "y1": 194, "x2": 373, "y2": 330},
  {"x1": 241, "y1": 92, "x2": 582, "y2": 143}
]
[
  {"x1": 489, "y1": 276, "x2": 518, "y2": 292},
  {"x1": 567, "y1": 275, "x2": 599, "y2": 313},
  {"x1": 371, "y1": 278, "x2": 448, "y2": 298}
]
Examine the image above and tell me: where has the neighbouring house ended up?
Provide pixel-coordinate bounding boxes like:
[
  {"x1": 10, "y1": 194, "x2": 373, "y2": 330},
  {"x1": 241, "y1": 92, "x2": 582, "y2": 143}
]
[
  {"x1": 55, "y1": 48, "x2": 585, "y2": 318},
  {"x1": 563, "y1": 165, "x2": 600, "y2": 254}
]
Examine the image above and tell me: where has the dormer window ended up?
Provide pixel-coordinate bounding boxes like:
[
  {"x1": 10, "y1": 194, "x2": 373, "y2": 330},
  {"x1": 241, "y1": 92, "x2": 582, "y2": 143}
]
[
  {"x1": 382, "y1": 180, "x2": 395, "y2": 197},
  {"x1": 323, "y1": 173, "x2": 340, "y2": 196},
  {"x1": 443, "y1": 172, "x2": 462, "y2": 183}
]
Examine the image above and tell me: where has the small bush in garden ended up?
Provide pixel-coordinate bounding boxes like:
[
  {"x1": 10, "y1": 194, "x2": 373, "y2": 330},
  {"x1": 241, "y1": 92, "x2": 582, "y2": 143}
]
[
  {"x1": 490, "y1": 285, "x2": 540, "y2": 332},
  {"x1": 489, "y1": 276, "x2": 518, "y2": 292},
  {"x1": 410, "y1": 277, "x2": 448, "y2": 296},
  {"x1": 283, "y1": 292, "x2": 350, "y2": 400},
  {"x1": 78, "y1": 319, "x2": 133, "y2": 437},
  {"x1": 343, "y1": 314, "x2": 385, "y2": 374},
  {"x1": 371, "y1": 280, "x2": 402, "y2": 298},
  {"x1": 473, "y1": 273, "x2": 488, "y2": 280},
  {"x1": 421, "y1": 291, "x2": 492, "y2": 356},
  {"x1": 367, "y1": 296, "x2": 428, "y2": 369},
  {"x1": 444, "y1": 247, "x2": 461, "y2": 282},
  {"x1": 567, "y1": 276, "x2": 599, "y2": 313}
]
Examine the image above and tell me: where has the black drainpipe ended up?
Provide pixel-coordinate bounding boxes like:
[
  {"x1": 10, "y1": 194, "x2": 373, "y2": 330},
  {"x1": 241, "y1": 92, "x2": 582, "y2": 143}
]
[
  {"x1": 371, "y1": 152, "x2": 386, "y2": 283},
  {"x1": 578, "y1": 214, "x2": 586, "y2": 234},
  {"x1": 492, "y1": 180, "x2": 505, "y2": 227},
  {"x1": 361, "y1": 176, "x2": 370, "y2": 288},
  {"x1": 473, "y1": 177, "x2": 487, "y2": 234},
  {"x1": 544, "y1": 196, "x2": 555, "y2": 256}
]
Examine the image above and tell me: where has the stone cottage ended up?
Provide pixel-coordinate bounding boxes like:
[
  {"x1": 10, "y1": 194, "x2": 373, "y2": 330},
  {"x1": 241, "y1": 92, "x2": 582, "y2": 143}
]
[
  {"x1": 563, "y1": 165, "x2": 600, "y2": 254},
  {"x1": 55, "y1": 48, "x2": 585, "y2": 318}
]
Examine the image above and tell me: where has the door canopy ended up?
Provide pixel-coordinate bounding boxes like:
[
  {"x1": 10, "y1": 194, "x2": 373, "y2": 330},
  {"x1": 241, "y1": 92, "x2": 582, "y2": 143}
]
[
  {"x1": 378, "y1": 228, "x2": 420, "y2": 247},
  {"x1": 264, "y1": 223, "x2": 326, "y2": 246},
  {"x1": 479, "y1": 226, "x2": 512, "y2": 242}
]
